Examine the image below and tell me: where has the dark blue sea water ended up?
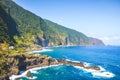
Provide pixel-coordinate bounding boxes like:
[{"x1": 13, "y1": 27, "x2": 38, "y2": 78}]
[{"x1": 22, "y1": 46, "x2": 120, "y2": 80}]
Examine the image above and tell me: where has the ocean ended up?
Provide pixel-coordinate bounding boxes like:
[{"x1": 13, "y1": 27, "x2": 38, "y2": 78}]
[{"x1": 21, "y1": 46, "x2": 120, "y2": 80}]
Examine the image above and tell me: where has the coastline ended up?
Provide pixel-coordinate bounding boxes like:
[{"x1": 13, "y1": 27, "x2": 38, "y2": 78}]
[
  {"x1": 27, "y1": 45, "x2": 106, "y2": 54},
  {"x1": 8, "y1": 46, "x2": 115, "y2": 80},
  {"x1": 10, "y1": 64, "x2": 63, "y2": 80},
  {"x1": 28, "y1": 48, "x2": 53, "y2": 54},
  {"x1": 9, "y1": 57, "x2": 115, "y2": 80},
  {"x1": 28, "y1": 45, "x2": 87, "y2": 53}
]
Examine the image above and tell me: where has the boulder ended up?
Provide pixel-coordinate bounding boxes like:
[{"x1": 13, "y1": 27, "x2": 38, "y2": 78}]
[{"x1": 26, "y1": 71, "x2": 33, "y2": 78}]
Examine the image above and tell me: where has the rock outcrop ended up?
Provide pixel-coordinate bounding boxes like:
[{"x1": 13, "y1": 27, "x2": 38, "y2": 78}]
[
  {"x1": 0, "y1": 53, "x2": 102, "y2": 80},
  {"x1": 57, "y1": 59, "x2": 100, "y2": 70},
  {"x1": 0, "y1": 53, "x2": 101, "y2": 80},
  {"x1": 26, "y1": 71, "x2": 33, "y2": 78}
]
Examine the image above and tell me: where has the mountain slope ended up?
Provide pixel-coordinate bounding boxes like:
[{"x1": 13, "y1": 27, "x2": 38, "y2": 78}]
[
  {"x1": 44, "y1": 19, "x2": 90, "y2": 45},
  {"x1": 44, "y1": 19, "x2": 104, "y2": 46},
  {"x1": 0, "y1": 1, "x2": 19, "y2": 44},
  {"x1": 0, "y1": 0, "x2": 104, "y2": 47}
]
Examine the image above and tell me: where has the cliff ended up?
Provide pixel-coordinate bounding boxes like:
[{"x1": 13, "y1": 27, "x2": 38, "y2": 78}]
[
  {"x1": 0, "y1": 53, "x2": 56, "y2": 80},
  {"x1": 0, "y1": 0, "x2": 104, "y2": 47},
  {"x1": 88, "y1": 37, "x2": 105, "y2": 46},
  {"x1": 0, "y1": 53, "x2": 102, "y2": 80}
]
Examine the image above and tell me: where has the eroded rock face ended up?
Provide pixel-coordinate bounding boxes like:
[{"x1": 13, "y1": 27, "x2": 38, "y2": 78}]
[
  {"x1": 26, "y1": 58, "x2": 101, "y2": 71},
  {"x1": 0, "y1": 54, "x2": 52, "y2": 80},
  {"x1": 85, "y1": 66, "x2": 100, "y2": 70},
  {"x1": 3, "y1": 54, "x2": 101, "y2": 80},
  {"x1": 57, "y1": 59, "x2": 100, "y2": 70},
  {"x1": 88, "y1": 37, "x2": 105, "y2": 46}
]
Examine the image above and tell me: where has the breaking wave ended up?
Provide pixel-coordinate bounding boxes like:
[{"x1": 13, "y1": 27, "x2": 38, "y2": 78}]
[
  {"x1": 74, "y1": 65, "x2": 115, "y2": 78},
  {"x1": 29, "y1": 48, "x2": 53, "y2": 53},
  {"x1": 9, "y1": 64, "x2": 62, "y2": 80}
]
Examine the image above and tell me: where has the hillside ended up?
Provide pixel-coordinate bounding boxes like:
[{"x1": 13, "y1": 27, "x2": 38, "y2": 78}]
[
  {"x1": 0, "y1": 0, "x2": 105, "y2": 79},
  {"x1": 44, "y1": 19, "x2": 105, "y2": 46},
  {"x1": 0, "y1": 0, "x2": 104, "y2": 47}
]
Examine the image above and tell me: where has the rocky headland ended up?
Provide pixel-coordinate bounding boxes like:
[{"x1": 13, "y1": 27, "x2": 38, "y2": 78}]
[{"x1": 0, "y1": 53, "x2": 102, "y2": 80}]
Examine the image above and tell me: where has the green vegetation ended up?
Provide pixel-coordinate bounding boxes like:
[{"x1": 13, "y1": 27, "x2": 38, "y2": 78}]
[
  {"x1": 13, "y1": 33, "x2": 36, "y2": 47},
  {"x1": 0, "y1": 42, "x2": 37, "y2": 78},
  {"x1": 0, "y1": 42, "x2": 24, "y2": 77},
  {"x1": 0, "y1": 42, "x2": 50, "y2": 79},
  {"x1": 0, "y1": 0, "x2": 104, "y2": 79},
  {"x1": 44, "y1": 19, "x2": 90, "y2": 45},
  {"x1": 0, "y1": 0, "x2": 104, "y2": 47}
]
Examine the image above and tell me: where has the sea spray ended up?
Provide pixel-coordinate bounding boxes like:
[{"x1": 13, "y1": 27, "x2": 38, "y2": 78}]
[
  {"x1": 74, "y1": 65, "x2": 115, "y2": 78},
  {"x1": 9, "y1": 64, "x2": 63, "y2": 80}
]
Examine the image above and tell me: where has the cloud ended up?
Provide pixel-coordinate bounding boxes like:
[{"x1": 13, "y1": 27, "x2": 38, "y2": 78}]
[
  {"x1": 99, "y1": 36, "x2": 120, "y2": 45},
  {"x1": 81, "y1": 32, "x2": 120, "y2": 45},
  {"x1": 100, "y1": 36, "x2": 120, "y2": 41}
]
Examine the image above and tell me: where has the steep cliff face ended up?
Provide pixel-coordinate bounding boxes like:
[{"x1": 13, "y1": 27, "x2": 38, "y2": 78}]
[
  {"x1": 0, "y1": 0, "x2": 104, "y2": 47},
  {"x1": 44, "y1": 20, "x2": 105, "y2": 46},
  {"x1": 88, "y1": 37, "x2": 105, "y2": 46},
  {"x1": 0, "y1": 53, "x2": 54, "y2": 80}
]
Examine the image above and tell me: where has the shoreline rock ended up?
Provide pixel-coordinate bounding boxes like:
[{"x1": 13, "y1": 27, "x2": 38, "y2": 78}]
[
  {"x1": 1, "y1": 54, "x2": 101, "y2": 80},
  {"x1": 56, "y1": 59, "x2": 100, "y2": 71},
  {"x1": 10, "y1": 58, "x2": 101, "y2": 80},
  {"x1": 26, "y1": 71, "x2": 33, "y2": 78}
]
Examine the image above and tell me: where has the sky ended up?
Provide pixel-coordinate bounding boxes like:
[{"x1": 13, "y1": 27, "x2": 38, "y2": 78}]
[{"x1": 14, "y1": 0, "x2": 120, "y2": 45}]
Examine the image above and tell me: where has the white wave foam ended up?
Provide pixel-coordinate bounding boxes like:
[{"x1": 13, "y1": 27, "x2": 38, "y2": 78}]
[
  {"x1": 28, "y1": 64, "x2": 63, "y2": 71},
  {"x1": 29, "y1": 48, "x2": 53, "y2": 53},
  {"x1": 27, "y1": 76, "x2": 37, "y2": 79},
  {"x1": 84, "y1": 62, "x2": 90, "y2": 67},
  {"x1": 74, "y1": 65, "x2": 115, "y2": 78},
  {"x1": 31, "y1": 70, "x2": 38, "y2": 74},
  {"x1": 99, "y1": 66, "x2": 105, "y2": 71},
  {"x1": 65, "y1": 59, "x2": 81, "y2": 63},
  {"x1": 65, "y1": 59, "x2": 72, "y2": 61},
  {"x1": 9, "y1": 64, "x2": 63, "y2": 80},
  {"x1": 9, "y1": 70, "x2": 29, "y2": 80},
  {"x1": 92, "y1": 71, "x2": 115, "y2": 78}
]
